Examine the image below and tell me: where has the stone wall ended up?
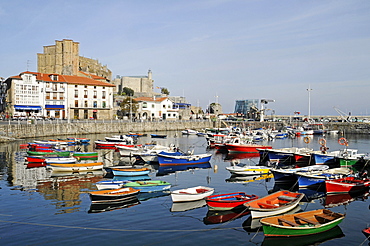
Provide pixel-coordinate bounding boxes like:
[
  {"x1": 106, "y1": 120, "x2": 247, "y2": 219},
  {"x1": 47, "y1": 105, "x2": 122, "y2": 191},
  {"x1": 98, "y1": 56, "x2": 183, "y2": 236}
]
[{"x1": 0, "y1": 120, "x2": 214, "y2": 141}]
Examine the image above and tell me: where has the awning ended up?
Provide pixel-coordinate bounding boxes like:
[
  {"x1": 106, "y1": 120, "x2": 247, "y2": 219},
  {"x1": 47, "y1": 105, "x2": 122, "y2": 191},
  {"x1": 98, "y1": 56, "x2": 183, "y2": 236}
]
[
  {"x1": 14, "y1": 105, "x2": 42, "y2": 110},
  {"x1": 45, "y1": 105, "x2": 65, "y2": 109}
]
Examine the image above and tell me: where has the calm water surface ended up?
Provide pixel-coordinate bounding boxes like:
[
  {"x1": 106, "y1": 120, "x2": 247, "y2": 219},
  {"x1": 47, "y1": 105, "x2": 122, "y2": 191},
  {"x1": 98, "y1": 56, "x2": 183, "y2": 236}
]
[{"x1": 0, "y1": 132, "x2": 369, "y2": 246}]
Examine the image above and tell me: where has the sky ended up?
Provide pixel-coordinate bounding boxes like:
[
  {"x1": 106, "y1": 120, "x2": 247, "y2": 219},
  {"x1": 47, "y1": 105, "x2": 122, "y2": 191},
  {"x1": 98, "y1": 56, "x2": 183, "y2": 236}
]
[{"x1": 1, "y1": 0, "x2": 370, "y2": 116}]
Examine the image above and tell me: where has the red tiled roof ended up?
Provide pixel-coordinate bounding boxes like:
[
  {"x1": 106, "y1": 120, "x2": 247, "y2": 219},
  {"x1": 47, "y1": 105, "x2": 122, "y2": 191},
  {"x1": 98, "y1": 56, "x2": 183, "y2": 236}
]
[
  {"x1": 11, "y1": 71, "x2": 115, "y2": 87},
  {"x1": 134, "y1": 97, "x2": 168, "y2": 102}
]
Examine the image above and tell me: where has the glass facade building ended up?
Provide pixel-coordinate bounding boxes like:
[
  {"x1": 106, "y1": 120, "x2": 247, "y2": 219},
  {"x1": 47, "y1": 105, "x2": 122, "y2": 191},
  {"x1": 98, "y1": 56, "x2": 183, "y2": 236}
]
[{"x1": 234, "y1": 99, "x2": 260, "y2": 118}]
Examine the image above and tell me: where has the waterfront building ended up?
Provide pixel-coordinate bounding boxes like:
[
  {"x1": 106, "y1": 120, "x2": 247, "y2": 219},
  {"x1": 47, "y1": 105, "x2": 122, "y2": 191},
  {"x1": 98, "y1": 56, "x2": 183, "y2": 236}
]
[
  {"x1": 6, "y1": 71, "x2": 115, "y2": 120},
  {"x1": 133, "y1": 96, "x2": 179, "y2": 121}
]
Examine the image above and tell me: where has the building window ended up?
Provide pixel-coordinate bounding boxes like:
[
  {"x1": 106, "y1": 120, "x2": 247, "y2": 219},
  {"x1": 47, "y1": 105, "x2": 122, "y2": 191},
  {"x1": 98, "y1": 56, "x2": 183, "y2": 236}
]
[
  {"x1": 59, "y1": 92, "x2": 64, "y2": 100},
  {"x1": 46, "y1": 92, "x2": 50, "y2": 99},
  {"x1": 84, "y1": 85, "x2": 87, "y2": 88},
  {"x1": 84, "y1": 90, "x2": 88, "y2": 98},
  {"x1": 143, "y1": 102, "x2": 147, "y2": 108},
  {"x1": 74, "y1": 100, "x2": 79, "y2": 107},
  {"x1": 84, "y1": 101, "x2": 88, "y2": 107},
  {"x1": 46, "y1": 82, "x2": 50, "y2": 88},
  {"x1": 93, "y1": 101, "x2": 97, "y2": 108},
  {"x1": 75, "y1": 85, "x2": 78, "y2": 88},
  {"x1": 152, "y1": 104, "x2": 154, "y2": 108},
  {"x1": 74, "y1": 90, "x2": 78, "y2": 98},
  {"x1": 102, "y1": 101, "x2": 106, "y2": 108},
  {"x1": 102, "y1": 91, "x2": 106, "y2": 99},
  {"x1": 53, "y1": 93, "x2": 57, "y2": 99},
  {"x1": 93, "y1": 91, "x2": 97, "y2": 99},
  {"x1": 163, "y1": 105, "x2": 166, "y2": 108},
  {"x1": 53, "y1": 83, "x2": 57, "y2": 90}
]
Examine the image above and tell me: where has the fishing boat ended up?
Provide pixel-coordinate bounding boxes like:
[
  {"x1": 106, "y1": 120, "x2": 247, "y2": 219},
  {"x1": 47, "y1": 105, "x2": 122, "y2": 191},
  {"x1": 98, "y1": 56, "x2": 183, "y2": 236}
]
[
  {"x1": 124, "y1": 180, "x2": 171, "y2": 193},
  {"x1": 271, "y1": 165, "x2": 330, "y2": 183},
  {"x1": 294, "y1": 168, "x2": 351, "y2": 188},
  {"x1": 205, "y1": 192, "x2": 258, "y2": 210},
  {"x1": 157, "y1": 151, "x2": 212, "y2": 166},
  {"x1": 170, "y1": 186, "x2": 214, "y2": 202},
  {"x1": 362, "y1": 227, "x2": 370, "y2": 240},
  {"x1": 131, "y1": 144, "x2": 176, "y2": 162},
  {"x1": 67, "y1": 137, "x2": 90, "y2": 143},
  {"x1": 116, "y1": 145, "x2": 142, "y2": 157},
  {"x1": 325, "y1": 176, "x2": 370, "y2": 194},
  {"x1": 72, "y1": 151, "x2": 99, "y2": 160},
  {"x1": 224, "y1": 137, "x2": 272, "y2": 154},
  {"x1": 111, "y1": 167, "x2": 151, "y2": 176},
  {"x1": 95, "y1": 180, "x2": 128, "y2": 190},
  {"x1": 225, "y1": 163, "x2": 270, "y2": 175},
  {"x1": 260, "y1": 209, "x2": 345, "y2": 237},
  {"x1": 46, "y1": 162, "x2": 104, "y2": 172},
  {"x1": 89, "y1": 187, "x2": 140, "y2": 204},
  {"x1": 105, "y1": 135, "x2": 135, "y2": 143},
  {"x1": 335, "y1": 149, "x2": 366, "y2": 167},
  {"x1": 243, "y1": 190, "x2": 304, "y2": 218}
]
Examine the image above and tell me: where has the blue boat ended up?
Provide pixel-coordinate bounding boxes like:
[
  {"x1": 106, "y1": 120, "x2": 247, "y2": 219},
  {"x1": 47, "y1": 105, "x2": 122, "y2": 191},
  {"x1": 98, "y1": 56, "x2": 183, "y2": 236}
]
[
  {"x1": 311, "y1": 152, "x2": 338, "y2": 165},
  {"x1": 157, "y1": 162, "x2": 212, "y2": 176},
  {"x1": 111, "y1": 167, "x2": 151, "y2": 176},
  {"x1": 157, "y1": 151, "x2": 212, "y2": 166},
  {"x1": 271, "y1": 165, "x2": 329, "y2": 183},
  {"x1": 124, "y1": 180, "x2": 171, "y2": 193},
  {"x1": 294, "y1": 168, "x2": 350, "y2": 188}
]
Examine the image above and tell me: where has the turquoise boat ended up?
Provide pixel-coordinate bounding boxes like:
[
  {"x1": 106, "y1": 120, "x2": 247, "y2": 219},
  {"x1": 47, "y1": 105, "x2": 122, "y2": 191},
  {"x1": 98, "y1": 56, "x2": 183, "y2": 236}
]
[
  {"x1": 124, "y1": 180, "x2": 171, "y2": 193},
  {"x1": 260, "y1": 209, "x2": 345, "y2": 237}
]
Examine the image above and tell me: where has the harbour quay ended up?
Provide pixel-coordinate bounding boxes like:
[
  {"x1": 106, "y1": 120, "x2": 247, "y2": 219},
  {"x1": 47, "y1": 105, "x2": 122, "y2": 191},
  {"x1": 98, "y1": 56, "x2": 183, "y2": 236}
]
[{"x1": 0, "y1": 117, "x2": 370, "y2": 142}]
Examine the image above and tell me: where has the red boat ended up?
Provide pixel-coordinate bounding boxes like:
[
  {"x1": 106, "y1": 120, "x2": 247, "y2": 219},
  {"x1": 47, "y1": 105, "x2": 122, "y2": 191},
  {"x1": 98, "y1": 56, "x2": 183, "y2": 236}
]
[
  {"x1": 205, "y1": 192, "x2": 258, "y2": 210},
  {"x1": 363, "y1": 227, "x2": 370, "y2": 240},
  {"x1": 224, "y1": 138, "x2": 272, "y2": 154},
  {"x1": 94, "y1": 140, "x2": 136, "y2": 150},
  {"x1": 26, "y1": 156, "x2": 46, "y2": 163},
  {"x1": 325, "y1": 176, "x2": 370, "y2": 194}
]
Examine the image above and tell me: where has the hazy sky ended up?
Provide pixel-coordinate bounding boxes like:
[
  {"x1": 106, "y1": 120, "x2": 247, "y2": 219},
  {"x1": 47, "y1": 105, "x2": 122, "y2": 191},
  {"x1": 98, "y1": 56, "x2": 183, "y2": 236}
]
[{"x1": 1, "y1": 0, "x2": 370, "y2": 116}]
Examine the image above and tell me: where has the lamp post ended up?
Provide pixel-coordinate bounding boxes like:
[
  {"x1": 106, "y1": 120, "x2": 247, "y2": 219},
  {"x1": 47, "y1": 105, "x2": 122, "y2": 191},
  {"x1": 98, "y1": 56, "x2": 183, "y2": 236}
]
[{"x1": 307, "y1": 85, "x2": 312, "y2": 120}]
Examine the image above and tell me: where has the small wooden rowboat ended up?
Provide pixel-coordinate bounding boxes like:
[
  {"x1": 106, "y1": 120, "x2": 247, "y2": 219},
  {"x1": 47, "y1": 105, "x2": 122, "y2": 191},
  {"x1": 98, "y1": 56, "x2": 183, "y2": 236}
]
[
  {"x1": 205, "y1": 192, "x2": 259, "y2": 211},
  {"x1": 111, "y1": 167, "x2": 150, "y2": 176},
  {"x1": 44, "y1": 157, "x2": 77, "y2": 164},
  {"x1": 170, "y1": 186, "x2": 214, "y2": 202},
  {"x1": 325, "y1": 176, "x2": 370, "y2": 194},
  {"x1": 243, "y1": 190, "x2": 304, "y2": 218},
  {"x1": 95, "y1": 180, "x2": 128, "y2": 190},
  {"x1": 89, "y1": 187, "x2": 140, "y2": 204},
  {"x1": 260, "y1": 209, "x2": 345, "y2": 237},
  {"x1": 124, "y1": 180, "x2": 171, "y2": 193},
  {"x1": 72, "y1": 151, "x2": 99, "y2": 160},
  {"x1": 46, "y1": 162, "x2": 104, "y2": 172},
  {"x1": 27, "y1": 150, "x2": 71, "y2": 157}
]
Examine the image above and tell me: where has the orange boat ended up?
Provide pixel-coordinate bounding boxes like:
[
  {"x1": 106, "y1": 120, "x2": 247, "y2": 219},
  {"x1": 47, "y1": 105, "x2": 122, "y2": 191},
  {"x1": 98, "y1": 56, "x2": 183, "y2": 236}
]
[{"x1": 243, "y1": 190, "x2": 304, "y2": 218}]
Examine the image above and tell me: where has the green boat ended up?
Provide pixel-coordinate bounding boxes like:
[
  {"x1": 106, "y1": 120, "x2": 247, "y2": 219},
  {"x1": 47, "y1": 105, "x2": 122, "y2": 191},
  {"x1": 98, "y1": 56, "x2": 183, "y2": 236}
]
[
  {"x1": 336, "y1": 149, "x2": 366, "y2": 167},
  {"x1": 124, "y1": 180, "x2": 171, "y2": 193},
  {"x1": 260, "y1": 209, "x2": 345, "y2": 237},
  {"x1": 27, "y1": 150, "x2": 71, "y2": 157},
  {"x1": 72, "y1": 151, "x2": 99, "y2": 160}
]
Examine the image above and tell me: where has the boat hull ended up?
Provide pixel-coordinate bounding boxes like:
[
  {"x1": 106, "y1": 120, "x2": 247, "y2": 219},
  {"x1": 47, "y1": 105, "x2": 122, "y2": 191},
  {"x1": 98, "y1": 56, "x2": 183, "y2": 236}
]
[
  {"x1": 325, "y1": 177, "x2": 370, "y2": 194},
  {"x1": 89, "y1": 187, "x2": 139, "y2": 204},
  {"x1": 124, "y1": 181, "x2": 171, "y2": 193},
  {"x1": 47, "y1": 162, "x2": 104, "y2": 172},
  {"x1": 157, "y1": 152, "x2": 212, "y2": 166},
  {"x1": 260, "y1": 209, "x2": 345, "y2": 237},
  {"x1": 171, "y1": 186, "x2": 214, "y2": 202},
  {"x1": 111, "y1": 167, "x2": 150, "y2": 176},
  {"x1": 205, "y1": 192, "x2": 258, "y2": 210}
]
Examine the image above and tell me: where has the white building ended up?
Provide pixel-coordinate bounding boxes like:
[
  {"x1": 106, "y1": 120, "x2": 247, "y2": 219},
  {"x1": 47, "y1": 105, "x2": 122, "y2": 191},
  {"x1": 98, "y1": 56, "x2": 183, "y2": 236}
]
[
  {"x1": 134, "y1": 96, "x2": 179, "y2": 121},
  {"x1": 6, "y1": 71, "x2": 115, "y2": 120}
]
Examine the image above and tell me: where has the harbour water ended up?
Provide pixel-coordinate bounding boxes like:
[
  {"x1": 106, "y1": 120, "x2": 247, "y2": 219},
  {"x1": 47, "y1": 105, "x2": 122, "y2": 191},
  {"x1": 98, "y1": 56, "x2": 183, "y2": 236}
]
[{"x1": 0, "y1": 132, "x2": 369, "y2": 246}]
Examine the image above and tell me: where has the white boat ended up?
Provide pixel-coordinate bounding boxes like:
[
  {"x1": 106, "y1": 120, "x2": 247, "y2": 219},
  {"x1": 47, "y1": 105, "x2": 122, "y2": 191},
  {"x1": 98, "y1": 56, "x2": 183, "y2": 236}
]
[
  {"x1": 44, "y1": 157, "x2": 77, "y2": 164},
  {"x1": 171, "y1": 186, "x2": 214, "y2": 202},
  {"x1": 132, "y1": 144, "x2": 176, "y2": 162},
  {"x1": 116, "y1": 145, "x2": 141, "y2": 157},
  {"x1": 95, "y1": 180, "x2": 128, "y2": 190},
  {"x1": 46, "y1": 162, "x2": 104, "y2": 172},
  {"x1": 181, "y1": 129, "x2": 198, "y2": 135},
  {"x1": 225, "y1": 163, "x2": 270, "y2": 175},
  {"x1": 105, "y1": 135, "x2": 134, "y2": 144}
]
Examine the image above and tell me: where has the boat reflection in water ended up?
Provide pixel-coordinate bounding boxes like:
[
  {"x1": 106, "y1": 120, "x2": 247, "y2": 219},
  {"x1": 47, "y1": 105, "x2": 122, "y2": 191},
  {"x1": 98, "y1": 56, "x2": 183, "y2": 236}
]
[
  {"x1": 261, "y1": 225, "x2": 344, "y2": 246},
  {"x1": 112, "y1": 174, "x2": 151, "y2": 182},
  {"x1": 224, "y1": 152, "x2": 260, "y2": 161},
  {"x1": 298, "y1": 188, "x2": 326, "y2": 203},
  {"x1": 50, "y1": 170, "x2": 105, "y2": 177},
  {"x1": 156, "y1": 162, "x2": 212, "y2": 176},
  {"x1": 137, "y1": 190, "x2": 171, "y2": 201},
  {"x1": 226, "y1": 173, "x2": 273, "y2": 184},
  {"x1": 171, "y1": 199, "x2": 206, "y2": 212},
  {"x1": 242, "y1": 206, "x2": 302, "y2": 232},
  {"x1": 88, "y1": 197, "x2": 140, "y2": 213},
  {"x1": 324, "y1": 191, "x2": 369, "y2": 208},
  {"x1": 204, "y1": 208, "x2": 250, "y2": 225}
]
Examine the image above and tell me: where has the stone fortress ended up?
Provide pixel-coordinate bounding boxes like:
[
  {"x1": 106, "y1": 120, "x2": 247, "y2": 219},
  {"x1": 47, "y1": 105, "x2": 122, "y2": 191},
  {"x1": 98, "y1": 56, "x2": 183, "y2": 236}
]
[{"x1": 37, "y1": 39, "x2": 112, "y2": 81}]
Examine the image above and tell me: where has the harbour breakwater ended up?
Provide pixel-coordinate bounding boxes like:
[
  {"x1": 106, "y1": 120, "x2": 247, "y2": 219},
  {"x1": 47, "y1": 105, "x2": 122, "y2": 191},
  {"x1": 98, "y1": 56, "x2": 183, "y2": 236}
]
[{"x1": 0, "y1": 120, "x2": 369, "y2": 142}]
